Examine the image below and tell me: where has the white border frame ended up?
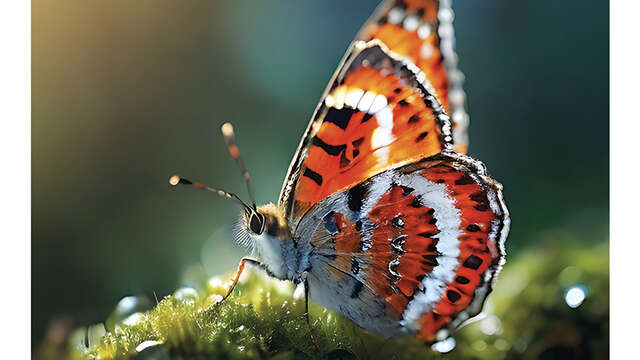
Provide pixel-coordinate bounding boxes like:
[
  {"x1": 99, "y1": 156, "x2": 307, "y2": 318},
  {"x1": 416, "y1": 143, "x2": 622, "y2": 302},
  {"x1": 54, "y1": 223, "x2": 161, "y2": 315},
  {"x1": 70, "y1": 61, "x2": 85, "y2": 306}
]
[{"x1": 0, "y1": 0, "x2": 31, "y2": 357}]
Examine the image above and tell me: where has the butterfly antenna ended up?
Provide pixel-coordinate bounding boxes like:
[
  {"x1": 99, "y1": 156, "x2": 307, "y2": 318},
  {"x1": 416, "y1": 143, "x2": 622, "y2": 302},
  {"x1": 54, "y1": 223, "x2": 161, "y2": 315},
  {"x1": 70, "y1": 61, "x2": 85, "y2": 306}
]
[
  {"x1": 221, "y1": 122, "x2": 257, "y2": 209},
  {"x1": 168, "y1": 175, "x2": 252, "y2": 210}
]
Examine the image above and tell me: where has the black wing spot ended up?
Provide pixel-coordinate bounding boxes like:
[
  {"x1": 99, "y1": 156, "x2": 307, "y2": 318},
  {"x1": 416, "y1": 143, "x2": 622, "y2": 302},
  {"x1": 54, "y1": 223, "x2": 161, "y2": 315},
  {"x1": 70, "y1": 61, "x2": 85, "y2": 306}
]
[
  {"x1": 398, "y1": 99, "x2": 409, "y2": 107},
  {"x1": 455, "y1": 276, "x2": 470, "y2": 284},
  {"x1": 447, "y1": 290, "x2": 461, "y2": 303},
  {"x1": 474, "y1": 204, "x2": 489, "y2": 211},
  {"x1": 463, "y1": 255, "x2": 483, "y2": 270},
  {"x1": 348, "y1": 183, "x2": 367, "y2": 213},
  {"x1": 466, "y1": 224, "x2": 481, "y2": 232},
  {"x1": 303, "y1": 168, "x2": 323, "y2": 186},
  {"x1": 455, "y1": 174, "x2": 475, "y2": 185},
  {"x1": 410, "y1": 197, "x2": 423, "y2": 208},
  {"x1": 362, "y1": 113, "x2": 374, "y2": 123},
  {"x1": 312, "y1": 136, "x2": 346, "y2": 156},
  {"x1": 470, "y1": 191, "x2": 486, "y2": 203},
  {"x1": 401, "y1": 185, "x2": 414, "y2": 196},
  {"x1": 408, "y1": 114, "x2": 420, "y2": 124},
  {"x1": 418, "y1": 231, "x2": 439, "y2": 238},
  {"x1": 415, "y1": 132, "x2": 428, "y2": 142},
  {"x1": 422, "y1": 254, "x2": 438, "y2": 266},
  {"x1": 339, "y1": 152, "x2": 350, "y2": 168},
  {"x1": 324, "y1": 107, "x2": 356, "y2": 130},
  {"x1": 352, "y1": 137, "x2": 365, "y2": 147}
]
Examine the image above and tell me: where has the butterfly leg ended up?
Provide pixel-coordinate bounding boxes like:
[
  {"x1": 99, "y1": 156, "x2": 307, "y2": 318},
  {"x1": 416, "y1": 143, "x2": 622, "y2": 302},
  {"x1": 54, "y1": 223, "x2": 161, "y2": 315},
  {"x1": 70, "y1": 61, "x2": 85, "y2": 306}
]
[
  {"x1": 221, "y1": 257, "x2": 263, "y2": 302},
  {"x1": 303, "y1": 278, "x2": 320, "y2": 351}
]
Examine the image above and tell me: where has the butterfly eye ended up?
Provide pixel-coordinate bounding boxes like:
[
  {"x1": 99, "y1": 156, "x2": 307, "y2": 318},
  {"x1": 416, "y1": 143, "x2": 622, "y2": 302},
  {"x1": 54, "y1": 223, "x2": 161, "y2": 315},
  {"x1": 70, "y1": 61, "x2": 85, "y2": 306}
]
[{"x1": 249, "y1": 212, "x2": 265, "y2": 235}]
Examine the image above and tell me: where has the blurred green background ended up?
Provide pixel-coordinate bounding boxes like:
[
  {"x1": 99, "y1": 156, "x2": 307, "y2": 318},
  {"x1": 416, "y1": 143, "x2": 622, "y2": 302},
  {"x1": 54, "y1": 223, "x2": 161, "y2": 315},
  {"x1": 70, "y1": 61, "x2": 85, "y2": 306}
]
[{"x1": 32, "y1": 0, "x2": 608, "y2": 356}]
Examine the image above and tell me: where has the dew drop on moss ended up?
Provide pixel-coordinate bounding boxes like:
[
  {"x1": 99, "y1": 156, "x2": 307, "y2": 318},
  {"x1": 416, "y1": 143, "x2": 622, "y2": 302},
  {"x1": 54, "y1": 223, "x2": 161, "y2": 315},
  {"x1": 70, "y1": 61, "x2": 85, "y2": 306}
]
[{"x1": 173, "y1": 287, "x2": 199, "y2": 305}]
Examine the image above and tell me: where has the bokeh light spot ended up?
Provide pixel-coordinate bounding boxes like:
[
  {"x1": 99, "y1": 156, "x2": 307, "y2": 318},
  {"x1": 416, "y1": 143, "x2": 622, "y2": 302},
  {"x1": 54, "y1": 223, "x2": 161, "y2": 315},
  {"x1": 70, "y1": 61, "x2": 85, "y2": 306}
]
[{"x1": 565, "y1": 284, "x2": 588, "y2": 308}]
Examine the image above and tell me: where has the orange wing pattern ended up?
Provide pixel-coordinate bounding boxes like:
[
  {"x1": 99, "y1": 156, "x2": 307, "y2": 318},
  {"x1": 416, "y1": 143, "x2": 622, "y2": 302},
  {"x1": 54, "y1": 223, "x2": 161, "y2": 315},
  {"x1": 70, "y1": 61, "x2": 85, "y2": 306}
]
[
  {"x1": 279, "y1": 41, "x2": 453, "y2": 226},
  {"x1": 304, "y1": 152, "x2": 509, "y2": 341},
  {"x1": 412, "y1": 155, "x2": 507, "y2": 340},
  {"x1": 356, "y1": 0, "x2": 469, "y2": 153}
]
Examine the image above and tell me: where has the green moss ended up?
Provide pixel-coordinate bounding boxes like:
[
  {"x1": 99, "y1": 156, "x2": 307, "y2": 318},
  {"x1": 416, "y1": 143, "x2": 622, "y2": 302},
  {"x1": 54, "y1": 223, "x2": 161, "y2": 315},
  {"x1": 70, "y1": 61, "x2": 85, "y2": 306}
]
[
  {"x1": 67, "y1": 273, "x2": 434, "y2": 359},
  {"x1": 55, "y1": 239, "x2": 608, "y2": 360}
]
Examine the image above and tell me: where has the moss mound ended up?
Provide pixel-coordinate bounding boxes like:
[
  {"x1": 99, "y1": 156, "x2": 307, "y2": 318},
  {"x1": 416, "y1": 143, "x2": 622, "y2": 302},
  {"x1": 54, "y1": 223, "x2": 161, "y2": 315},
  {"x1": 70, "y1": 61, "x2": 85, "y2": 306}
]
[{"x1": 39, "y1": 240, "x2": 608, "y2": 360}]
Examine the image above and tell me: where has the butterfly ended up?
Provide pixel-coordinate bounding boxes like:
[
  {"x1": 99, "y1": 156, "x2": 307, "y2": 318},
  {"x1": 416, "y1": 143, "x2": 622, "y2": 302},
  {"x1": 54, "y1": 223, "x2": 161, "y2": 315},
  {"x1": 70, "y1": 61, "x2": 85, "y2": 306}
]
[{"x1": 170, "y1": 0, "x2": 509, "y2": 343}]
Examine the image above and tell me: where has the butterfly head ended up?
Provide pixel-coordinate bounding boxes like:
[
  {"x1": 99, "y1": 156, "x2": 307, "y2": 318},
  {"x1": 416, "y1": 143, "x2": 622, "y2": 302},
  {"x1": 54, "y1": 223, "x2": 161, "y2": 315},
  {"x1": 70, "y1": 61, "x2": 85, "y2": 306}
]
[
  {"x1": 241, "y1": 203, "x2": 290, "y2": 238},
  {"x1": 238, "y1": 202, "x2": 292, "y2": 279},
  {"x1": 169, "y1": 123, "x2": 294, "y2": 280}
]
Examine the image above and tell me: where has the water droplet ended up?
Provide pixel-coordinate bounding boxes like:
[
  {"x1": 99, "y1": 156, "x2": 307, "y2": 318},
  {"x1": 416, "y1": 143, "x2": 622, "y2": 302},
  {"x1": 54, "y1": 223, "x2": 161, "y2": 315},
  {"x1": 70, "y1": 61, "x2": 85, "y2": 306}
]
[
  {"x1": 118, "y1": 296, "x2": 138, "y2": 312},
  {"x1": 480, "y1": 314, "x2": 501, "y2": 335},
  {"x1": 173, "y1": 287, "x2": 199, "y2": 305},
  {"x1": 431, "y1": 337, "x2": 456, "y2": 353},
  {"x1": 85, "y1": 323, "x2": 106, "y2": 349},
  {"x1": 122, "y1": 312, "x2": 145, "y2": 326},
  {"x1": 136, "y1": 341, "x2": 169, "y2": 359},
  {"x1": 111, "y1": 296, "x2": 152, "y2": 324},
  {"x1": 107, "y1": 296, "x2": 152, "y2": 331},
  {"x1": 136, "y1": 340, "x2": 160, "y2": 352}
]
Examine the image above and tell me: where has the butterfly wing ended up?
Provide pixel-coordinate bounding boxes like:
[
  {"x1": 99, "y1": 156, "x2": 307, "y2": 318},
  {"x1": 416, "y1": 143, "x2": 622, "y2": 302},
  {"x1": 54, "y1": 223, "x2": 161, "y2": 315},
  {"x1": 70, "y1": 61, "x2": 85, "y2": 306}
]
[
  {"x1": 356, "y1": 0, "x2": 469, "y2": 153},
  {"x1": 279, "y1": 40, "x2": 453, "y2": 227},
  {"x1": 295, "y1": 152, "x2": 509, "y2": 341}
]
